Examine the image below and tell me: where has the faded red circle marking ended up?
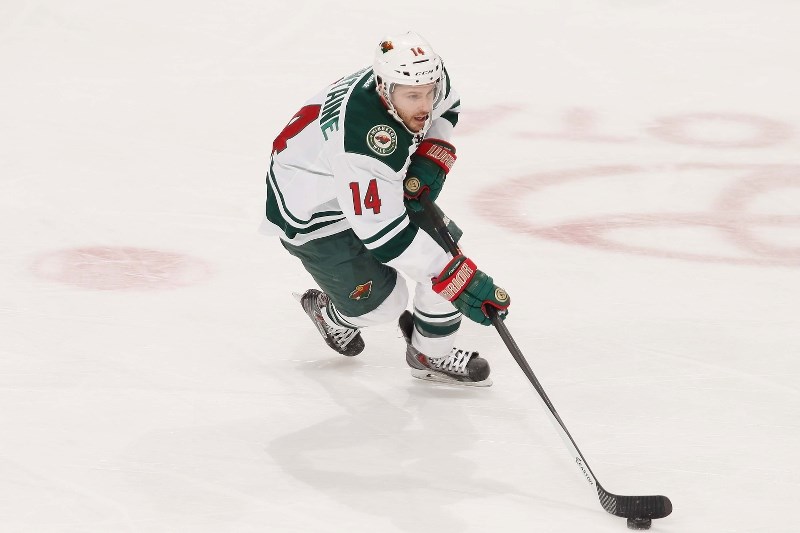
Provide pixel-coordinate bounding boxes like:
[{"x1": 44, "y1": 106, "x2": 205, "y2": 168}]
[
  {"x1": 31, "y1": 246, "x2": 213, "y2": 290},
  {"x1": 648, "y1": 113, "x2": 793, "y2": 148},
  {"x1": 473, "y1": 164, "x2": 800, "y2": 267}
]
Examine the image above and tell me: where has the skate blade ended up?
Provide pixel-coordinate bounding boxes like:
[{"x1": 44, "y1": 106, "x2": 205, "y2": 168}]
[{"x1": 410, "y1": 368, "x2": 493, "y2": 387}]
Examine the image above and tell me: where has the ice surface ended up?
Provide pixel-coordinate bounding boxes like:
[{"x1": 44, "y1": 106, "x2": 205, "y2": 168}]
[{"x1": 1, "y1": 1, "x2": 799, "y2": 532}]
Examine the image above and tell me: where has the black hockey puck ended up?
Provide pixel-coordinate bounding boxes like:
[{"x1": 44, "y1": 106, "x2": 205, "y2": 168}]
[{"x1": 627, "y1": 517, "x2": 652, "y2": 530}]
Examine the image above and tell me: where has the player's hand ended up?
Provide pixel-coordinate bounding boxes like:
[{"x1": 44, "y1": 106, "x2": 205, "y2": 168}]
[
  {"x1": 403, "y1": 138, "x2": 456, "y2": 212},
  {"x1": 432, "y1": 254, "x2": 510, "y2": 326}
]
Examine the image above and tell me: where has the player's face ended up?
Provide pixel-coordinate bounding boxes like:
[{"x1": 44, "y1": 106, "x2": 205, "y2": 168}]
[{"x1": 390, "y1": 83, "x2": 436, "y2": 133}]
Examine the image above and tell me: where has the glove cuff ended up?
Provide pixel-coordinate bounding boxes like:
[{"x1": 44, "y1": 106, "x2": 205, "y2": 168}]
[
  {"x1": 432, "y1": 255, "x2": 477, "y2": 301},
  {"x1": 415, "y1": 138, "x2": 457, "y2": 174}
]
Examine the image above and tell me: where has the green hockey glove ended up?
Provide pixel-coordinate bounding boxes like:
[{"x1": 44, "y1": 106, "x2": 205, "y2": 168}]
[
  {"x1": 403, "y1": 138, "x2": 456, "y2": 212},
  {"x1": 432, "y1": 254, "x2": 510, "y2": 326}
]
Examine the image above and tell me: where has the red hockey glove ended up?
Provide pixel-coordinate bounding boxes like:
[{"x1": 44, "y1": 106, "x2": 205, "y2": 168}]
[
  {"x1": 403, "y1": 138, "x2": 456, "y2": 212},
  {"x1": 432, "y1": 254, "x2": 510, "y2": 326}
]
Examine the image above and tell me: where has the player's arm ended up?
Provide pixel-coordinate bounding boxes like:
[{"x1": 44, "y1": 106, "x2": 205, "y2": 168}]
[
  {"x1": 332, "y1": 153, "x2": 452, "y2": 283},
  {"x1": 333, "y1": 153, "x2": 510, "y2": 325}
]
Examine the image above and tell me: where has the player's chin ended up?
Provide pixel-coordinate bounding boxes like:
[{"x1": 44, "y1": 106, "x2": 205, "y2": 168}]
[{"x1": 409, "y1": 115, "x2": 428, "y2": 132}]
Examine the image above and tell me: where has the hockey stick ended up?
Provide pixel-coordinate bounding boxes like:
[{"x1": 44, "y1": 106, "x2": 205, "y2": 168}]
[{"x1": 417, "y1": 193, "x2": 672, "y2": 527}]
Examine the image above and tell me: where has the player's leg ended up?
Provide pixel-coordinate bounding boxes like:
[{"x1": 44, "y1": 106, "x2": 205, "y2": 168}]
[
  {"x1": 282, "y1": 230, "x2": 408, "y2": 356},
  {"x1": 400, "y1": 282, "x2": 491, "y2": 386}
]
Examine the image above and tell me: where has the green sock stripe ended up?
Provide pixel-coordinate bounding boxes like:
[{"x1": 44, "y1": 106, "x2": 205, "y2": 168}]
[
  {"x1": 413, "y1": 313, "x2": 461, "y2": 338},
  {"x1": 413, "y1": 307, "x2": 461, "y2": 321}
]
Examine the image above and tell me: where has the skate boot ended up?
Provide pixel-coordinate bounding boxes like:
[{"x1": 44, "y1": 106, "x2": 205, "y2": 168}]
[
  {"x1": 398, "y1": 310, "x2": 491, "y2": 387},
  {"x1": 295, "y1": 289, "x2": 365, "y2": 357}
]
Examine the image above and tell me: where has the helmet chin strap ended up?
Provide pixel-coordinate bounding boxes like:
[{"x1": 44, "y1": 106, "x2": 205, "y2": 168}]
[{"x1": 377, "y1": 81, "x2": 433, "y2": 140}]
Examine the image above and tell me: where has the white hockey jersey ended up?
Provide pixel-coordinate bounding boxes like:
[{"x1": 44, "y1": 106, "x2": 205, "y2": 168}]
[{"x1": 262, "y1": 66, "x2": 462, "y2": 283}]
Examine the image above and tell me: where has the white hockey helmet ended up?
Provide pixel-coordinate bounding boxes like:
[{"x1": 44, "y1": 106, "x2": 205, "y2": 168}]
[
  {"x1": 373, "y1": 31, "x2": 443, "y2": 87},
  {"x1": 373, "y1": 32, "x2": 443, "y2": 134}
]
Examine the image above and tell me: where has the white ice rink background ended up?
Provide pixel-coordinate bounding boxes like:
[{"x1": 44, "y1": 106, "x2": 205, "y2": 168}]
[{"x1": 1, "y1": 1, "x2": 799, "y2": 532}]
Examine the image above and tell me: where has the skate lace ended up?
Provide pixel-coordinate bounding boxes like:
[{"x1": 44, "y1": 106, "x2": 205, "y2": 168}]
[
  {"x1": 326, "y1": 324, "x2": 359, "y2": 349},
  {"x1": 431, "y1": 348, "x2": 475, "y2": 374},
  {"x1": 308, "y1": 291, "x2": 359, "y2": 349}
]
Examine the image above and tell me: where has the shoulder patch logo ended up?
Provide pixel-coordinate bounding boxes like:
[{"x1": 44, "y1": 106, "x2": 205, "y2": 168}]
[{"x1": 366, "y1": 125, "x2": 397, "y2": 156}]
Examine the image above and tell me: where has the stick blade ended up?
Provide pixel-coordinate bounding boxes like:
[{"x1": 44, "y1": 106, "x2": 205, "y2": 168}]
[{"x1": 598, "y1": 486, "x2": 673, "y2": 519}]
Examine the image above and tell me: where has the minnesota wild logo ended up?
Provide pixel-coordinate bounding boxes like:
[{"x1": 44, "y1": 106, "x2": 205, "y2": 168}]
[
  {"x1": 349, "y1": 280, "x2": 373, "y2": 300},
  {"x1": 366, "y1": 125, "x2": 397, "y2": 156}
]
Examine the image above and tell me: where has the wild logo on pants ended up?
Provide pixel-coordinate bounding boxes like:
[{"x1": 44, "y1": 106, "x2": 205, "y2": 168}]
[{"x1": 349, "y1": 280, "x2": 373, "y2": 300}]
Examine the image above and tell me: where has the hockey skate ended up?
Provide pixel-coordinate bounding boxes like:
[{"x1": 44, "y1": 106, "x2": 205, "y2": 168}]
[
  {"x1": 398, "y1": 310, "x2": 492, "y2": 387},
  {"x1": 295, "y1": 289, "x2": 365, "y2": 357}
]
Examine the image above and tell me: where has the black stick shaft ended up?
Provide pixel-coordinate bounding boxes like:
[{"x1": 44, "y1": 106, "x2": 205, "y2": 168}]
[
  {"x1": 419, "y1": 194, "x2": 460, "y2": 257},
  {"x1": 419, "y1": 193, "x2": 560, "y2": 412},
  {"x1": 415, "y1": 192, "x2": 672, "y2": 521},
  {"x1": 419, "y1": 194, "x2": 592, "y2": 471}
]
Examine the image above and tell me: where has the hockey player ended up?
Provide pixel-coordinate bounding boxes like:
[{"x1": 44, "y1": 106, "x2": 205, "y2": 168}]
[{"x1": 261, "y1": 31, "x2": 510, "y2": 386}]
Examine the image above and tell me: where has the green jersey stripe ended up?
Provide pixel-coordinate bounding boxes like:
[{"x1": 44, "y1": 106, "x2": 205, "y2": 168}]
[
  {"x1": 268, "y1": 164, "x2": 343, "y2": 226},
  {"x1": 369, "y1": 224, "x2": 419, "y2": 263},
  {"x1": 360, "y1": 212, "x2": 408, "y2": 245},
  {"x1": 266, "y1": 179, "x2": 345, "y2": 238},
  {"x1": 441, "y1": 110, "x2": 459, "y2": 127}
]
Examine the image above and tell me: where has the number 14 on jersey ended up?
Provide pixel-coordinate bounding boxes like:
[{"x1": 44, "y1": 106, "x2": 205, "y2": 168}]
[{"x1": 349, "y1": 179, "x2": 382, "y2": 215}]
